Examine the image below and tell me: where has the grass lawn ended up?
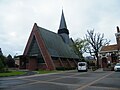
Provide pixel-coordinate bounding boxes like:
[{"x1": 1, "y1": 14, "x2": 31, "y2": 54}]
[
  {"x1": 0, "y1": 69, "x2": 65, "y2": 77},
  {"x1": 0, "y1": 70, "x2": 26, "y2": 77}
]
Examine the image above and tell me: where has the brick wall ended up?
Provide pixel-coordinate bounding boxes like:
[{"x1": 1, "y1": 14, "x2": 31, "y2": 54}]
[
  {"x1": 69, "y1": 60, "x2": 76, "y2": 67},
  {"x1": 53, "y1": 59, "x2": 62, "y2": 67},
  {"x1": 34, "y1": 28, "x2": 55, "y2": 70},
  {"x1": 61, "y1": 59, "x2": 70, "y2": 68},
  {"x1": 38, "y1": 63, "x2": 47, "y2": 70},
  {"x1": 28, "y1": 58, "x2": 37, "y2": 70}
]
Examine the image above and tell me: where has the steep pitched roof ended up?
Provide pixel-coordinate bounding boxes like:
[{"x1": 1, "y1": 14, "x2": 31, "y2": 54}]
[
  {"x1": 100, "y1": 44, "x2": 118, "y2": 53},
  {"x1": 37, "y1": 26, "x2": 78, "y2": 59},
  {"x1": 24, "y1": 23, "x2": 78, "y2": 59},
  {"x1": 23, "y1": 23, "x2": 56, "y2": 70}
]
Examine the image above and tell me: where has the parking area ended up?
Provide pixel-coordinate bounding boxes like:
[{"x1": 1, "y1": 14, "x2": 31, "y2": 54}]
[{"x1": 0, "y1": 70, "x2": 120, "y2": 90}]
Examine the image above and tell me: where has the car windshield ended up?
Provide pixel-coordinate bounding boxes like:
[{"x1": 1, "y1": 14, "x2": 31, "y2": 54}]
[
  {"x1": 115, "y1": 63, "x2": 120, "y2": 66},
  {"x1": 79, "y1": 63, "x2": 85, "y2": 66}
]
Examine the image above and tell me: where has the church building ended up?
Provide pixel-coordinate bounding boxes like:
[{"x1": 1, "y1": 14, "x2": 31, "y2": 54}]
[{"x1": 18, "y1": 10, "x2": 79, "y2": 70}]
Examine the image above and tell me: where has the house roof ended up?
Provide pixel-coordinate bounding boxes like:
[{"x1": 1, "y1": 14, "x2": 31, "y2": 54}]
[
  {"x1": 37, "y1": 26, "x2": 79, "y2": 59},
  {"x1": 100, "y1": 44, "x2": 118, "y2": 53}
]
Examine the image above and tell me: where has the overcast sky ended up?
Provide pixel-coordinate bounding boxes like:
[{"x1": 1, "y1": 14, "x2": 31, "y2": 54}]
[{"x1": 0, "y1": 0, "x2": 120, "y2": 57}]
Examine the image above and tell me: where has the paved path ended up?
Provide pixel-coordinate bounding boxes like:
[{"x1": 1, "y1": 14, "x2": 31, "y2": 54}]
[{"x1": 0, "y1": 69, "x2": 120, "y2": 90}]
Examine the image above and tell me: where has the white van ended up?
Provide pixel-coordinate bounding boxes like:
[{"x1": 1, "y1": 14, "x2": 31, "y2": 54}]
[{"x1": 77, "y1": 62, "x2": 88, "y2": 72}]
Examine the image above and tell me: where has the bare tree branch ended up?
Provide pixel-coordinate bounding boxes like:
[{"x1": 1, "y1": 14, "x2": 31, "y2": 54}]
[{"x1": 85, "y1": 30, "x2": 110, "y2": 68}]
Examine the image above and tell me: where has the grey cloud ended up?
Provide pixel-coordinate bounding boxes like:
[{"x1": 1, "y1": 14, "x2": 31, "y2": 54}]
[{"x1": 0, "y1": 0, "x2": 120, "y2": 56}]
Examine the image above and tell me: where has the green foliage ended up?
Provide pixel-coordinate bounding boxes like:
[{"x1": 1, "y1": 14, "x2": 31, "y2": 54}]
[
  {"x1": 0, "y1": 55, "x2": 6, "y2": 65},
  {"x1": 0, "y1": 58, "x2": 5, "y2": 72},
  {"x1": 64, "y1": 67, "x2": 76, "y2": 70},
  {"x1": 89, "y1": 62, "x2": 95, "y2": 66},
  {"x1": 6, "y1": 54, "x2": 15, "y2": 68},
  {"x1": 56, "y1": 67, "x2": 76, "y2": 71},
  {"x1": 56, "y1": 67, "x2": 65, "y2": 70},
  {"x1": 91, "y1": 66, "x2": 97, "y2": 71},
  {"x1": 37, "y1": 70, "x2": 57, "y2": 74},
  {"x1": 72, "y1": 38, "x2": 88, "y2": 61},
  {"x1": 0, "y1": 70, "x2": 26, "y2": 77},
  {"x1": 0, "y1": 55, "x2": 8, "y2": 72}
]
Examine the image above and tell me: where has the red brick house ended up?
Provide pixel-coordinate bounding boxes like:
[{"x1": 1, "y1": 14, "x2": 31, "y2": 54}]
[
  {"x1": 99, "y1": 26, "x2": 120, "y2": 68},
  {"x1": 17, "y1": 11, "x2": 79, "y2": 70}
]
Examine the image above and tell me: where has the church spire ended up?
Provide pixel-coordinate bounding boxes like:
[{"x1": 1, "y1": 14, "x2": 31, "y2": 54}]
[
  {"x1": 58, "y1": 10, "x2": 69, "y2": 44},
  {"x1": 59, "y1": 10, "x2": 67, "y2": 29},
  {"x1": 58, "y1": 10, "x2": 69, "y2": 35}
]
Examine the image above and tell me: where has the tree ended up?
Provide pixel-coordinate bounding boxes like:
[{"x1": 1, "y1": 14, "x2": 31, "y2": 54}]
[
  {"x1": 72, "y1": 38, "x2": 88, "y2": 61},
  {"x1": 0, "y1": 55, "x2": 7, "y2": 72},
  {"x1": 0, "y1": 48, "x2": 3, "y2": 56},
  {"x1": 6, "y1": 54, "x2": 15, "y2": 68},
  {"x1": 85, "y1": 30, "x2": 110, "y2": 68},
  {"x1": 0, "y1": 58, "x2": 5, "y2": 72}
]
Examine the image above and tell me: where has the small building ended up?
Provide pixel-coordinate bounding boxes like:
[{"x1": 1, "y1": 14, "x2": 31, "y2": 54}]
[
  {"x1": 17, "y1": 10, "x2": 79, "y2": 70},
  {"x1": 99, "y1": 26, "x2": 120, "y2": 68}
]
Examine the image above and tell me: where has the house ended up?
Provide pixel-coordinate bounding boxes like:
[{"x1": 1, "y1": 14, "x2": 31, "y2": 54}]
[
  {"x1": 16, "y1": 10, "x2": 79, "y2": 70},
  {"x1": 99, "y1": 26, "x2": 120, "y2": 68}
]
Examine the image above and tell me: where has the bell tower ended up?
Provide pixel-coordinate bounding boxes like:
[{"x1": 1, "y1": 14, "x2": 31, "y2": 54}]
[{"x1": 58, "y1": 10, "x2": 69, "y2": 44}]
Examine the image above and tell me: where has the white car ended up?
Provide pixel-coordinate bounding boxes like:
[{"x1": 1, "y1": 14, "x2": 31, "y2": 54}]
[
  {"x1": 77, "y1": 62, "x2": 88, "y2": 72},
  {"x1": 114, "y1": 63, "x2": 120, "y2": 71}
]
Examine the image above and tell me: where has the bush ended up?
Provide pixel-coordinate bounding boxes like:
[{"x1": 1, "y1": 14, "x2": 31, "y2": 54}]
[
  {"x1": 0, "y1": 55, "x2": 8, "y2": 73},
  {"x1": 90, "y1": 62, "x2": 95, "y2": 66},
  {"x1": 56, "y1": 67, "x2": 65, "y2": 70},
  {"x1": 91, "y1": 66, "x2": 97, "y2": 71},
  {"x1": 0, "y1": 59, "x2": 5, "y2": 72},
  {"x1": 6, "y1": 54, "x2": 15, "y2": 68},
  {"x1": 56, "y1": 67, "x2": 76, "y2": 71},
  {"x1": 107, "y1": 63, "x2": 111, "y2": 68}
]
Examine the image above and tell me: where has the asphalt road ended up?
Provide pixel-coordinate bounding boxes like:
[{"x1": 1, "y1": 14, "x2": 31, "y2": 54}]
[{"x1": 0, "y1": 69, "x2": 120, "y2": 90}]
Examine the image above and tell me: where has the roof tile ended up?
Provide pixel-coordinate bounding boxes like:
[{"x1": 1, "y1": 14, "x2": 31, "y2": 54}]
[{"x1": 100, "y1": 44, "x2": 118, "y2": 52}]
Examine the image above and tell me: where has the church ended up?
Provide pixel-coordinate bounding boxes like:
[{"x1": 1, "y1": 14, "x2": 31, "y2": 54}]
[{"x1": 17, "y1": 10, "x2": 79, "y2": 70}]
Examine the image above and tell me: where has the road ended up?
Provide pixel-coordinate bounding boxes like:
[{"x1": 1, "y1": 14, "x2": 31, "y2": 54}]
[{"x1": 0, "y1": 69, "x2": 120, "y2": 90}]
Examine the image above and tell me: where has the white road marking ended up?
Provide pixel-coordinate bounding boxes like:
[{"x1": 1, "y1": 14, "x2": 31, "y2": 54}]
[
  {"x1": 89, "y1": 86, "x2": 120, "y2": 90},
  {"x1": 75, "y1": 71, "x2": 114, "y2": 90}
]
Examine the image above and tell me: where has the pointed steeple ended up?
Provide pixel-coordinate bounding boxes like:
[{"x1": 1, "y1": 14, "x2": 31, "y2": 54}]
[
  {"x1": 59, "y1": 10, "x2": 67, "y2": 29},
  {"x1": 58, "y1": 10, "x2": 69, "y2": 35},
  {"x1": 58, "y1": 10, "x2": 69, "y2": 44}
]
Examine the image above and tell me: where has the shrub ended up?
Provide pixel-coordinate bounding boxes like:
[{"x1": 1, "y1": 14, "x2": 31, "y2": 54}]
[
  {"x1": 0, "y1": 55, "x2": 8, "y2": 73},
  {"x1": 91, "y1": 66, "x2": 97, "y2": 71},
  {"x1": 6, "y1": 54, "x2": 15, "y2": 68},
  {"x1": 56, "y1": 67, "x2": 76, "y2": 70},
  {"x1": 56, "y1": 67, "x2": 65, "y2": 70},
  {"x1": 0, "y1": 59, "x2": 5, "y2": 72}
]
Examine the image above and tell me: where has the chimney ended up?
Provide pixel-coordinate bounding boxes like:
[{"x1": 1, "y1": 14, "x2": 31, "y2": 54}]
[{"x1": 117, "y1": 26, "x2": 120, "y2": 33}]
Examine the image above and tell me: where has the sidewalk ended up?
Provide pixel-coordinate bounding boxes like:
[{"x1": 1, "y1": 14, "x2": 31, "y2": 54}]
[
  {"x1": 94, "y1": 68, "x2": 103, "y2": 72},
  {"x1": 88, "y1": 68, "x2": 103, "y2": 72}
]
